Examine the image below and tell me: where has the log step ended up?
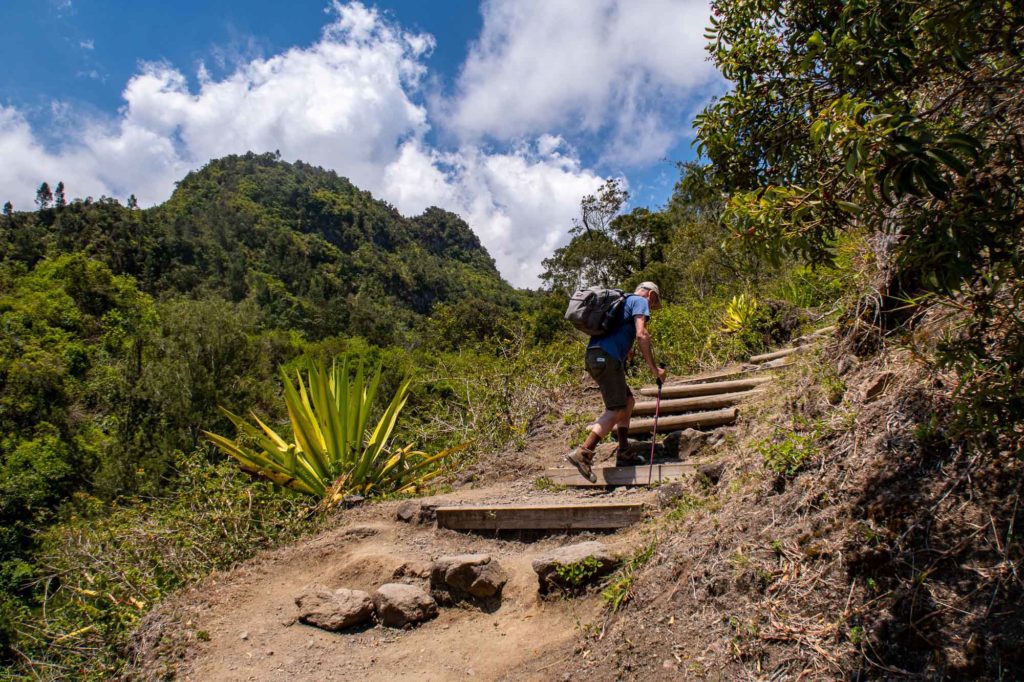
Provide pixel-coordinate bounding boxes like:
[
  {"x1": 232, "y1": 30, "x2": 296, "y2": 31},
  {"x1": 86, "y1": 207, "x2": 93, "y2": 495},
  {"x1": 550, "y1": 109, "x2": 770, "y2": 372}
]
[
  {"x1": 540, "y1": 463, "x2": 693, "y2": 487},
  {"x1": 674, "y1": 363, "x2": 769, "y2": 385},
  {"x1": 435, "y1": 502, "x2": 644, "y2": 531},
  {"x1": 628, "y1": 407, "x2": 737, "y2": 435},
  {"x1": 748, "y1": 346, "x2": 802, "y2": 364},
  {"x1": 639, "y1": 376, "x2": 772, "y2": 398},
  {"x1": 631, "y1": 390, "x2": 755, "y2": 417}
]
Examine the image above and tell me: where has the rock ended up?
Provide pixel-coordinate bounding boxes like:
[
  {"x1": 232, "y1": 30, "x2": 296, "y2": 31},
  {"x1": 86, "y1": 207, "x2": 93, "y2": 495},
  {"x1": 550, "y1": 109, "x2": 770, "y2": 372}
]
[
  {"x1": 393, "y1": 560, "x2": 432, "y2": 580},
  {"x1": 664, "y1": 428, "x2": 711, "y2": 460},
  {"x1": 598, "y1": 439, "x2": 664, "y2": 460},
  {"x1": 395, "y1": 501, "x2": 437, "y2": 525},
  {"x1": 531, "y1": 541, "x2": 620, "y2": 595},
  {"x1": 656, "y1": 482, "x2": 687, "y2": 509},
  {"x1": 697, "y1": 462, "x2": 725, "y2": 486},
  {"x1": 340, "y1": 494, "x2": 365, "y2": 508},
  {"x1": 395, "y1": 501, "x2": 419, "y2": 523},
  {"x1": 373, "y1": 583, "x2": 438, "y2": 628},
  {"x1": 837, "y1": 354, "x2": 859, "y2": 376},
  {"x1": 861, "y1": 371, "x2": 895, "y2": 402},
  {"x1": 430, "y1": 554, "x2": 508, "y2": 603},
  {"x1": 294, "y1": 585, "x2": 374, "y2": 632}
]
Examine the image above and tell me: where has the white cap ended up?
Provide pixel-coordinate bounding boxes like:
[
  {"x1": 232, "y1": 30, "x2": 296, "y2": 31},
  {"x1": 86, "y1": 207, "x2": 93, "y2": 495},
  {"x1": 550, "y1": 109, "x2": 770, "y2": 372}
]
[{"x1": 636, "y1": 281, "x2": 660, "y2": 297}]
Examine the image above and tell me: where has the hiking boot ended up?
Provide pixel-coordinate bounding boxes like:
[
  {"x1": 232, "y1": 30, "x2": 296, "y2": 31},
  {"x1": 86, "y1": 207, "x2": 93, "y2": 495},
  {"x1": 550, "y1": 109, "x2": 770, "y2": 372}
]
[
  {"x1": 614, "y1": 448, "x2": 647, "y2": 467},
  {"x1": 565, "y1": 446, "x2": 597, "y2": 483}
]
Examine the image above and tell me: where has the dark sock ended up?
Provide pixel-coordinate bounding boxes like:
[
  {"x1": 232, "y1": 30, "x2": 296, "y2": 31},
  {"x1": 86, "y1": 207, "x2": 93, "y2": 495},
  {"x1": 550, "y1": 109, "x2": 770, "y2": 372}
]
[
  {"x1": 616, "y1": 426, "x2": 630, "y2": 450},
  {"x1": 582, "y1": 431, "x2": 602, "y2": 453}
]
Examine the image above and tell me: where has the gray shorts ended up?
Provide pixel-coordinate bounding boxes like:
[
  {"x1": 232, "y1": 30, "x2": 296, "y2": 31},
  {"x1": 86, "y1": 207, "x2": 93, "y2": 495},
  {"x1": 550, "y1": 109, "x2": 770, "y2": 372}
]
[{"x1": 586, "y1": 347, "x2": 632, "y2": 410}]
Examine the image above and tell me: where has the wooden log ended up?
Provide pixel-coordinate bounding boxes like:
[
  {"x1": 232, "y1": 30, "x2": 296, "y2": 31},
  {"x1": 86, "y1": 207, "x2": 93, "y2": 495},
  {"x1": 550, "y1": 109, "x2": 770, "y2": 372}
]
[
  {"x1": 540, "y1": 463, "x2": 693, "y2": 487},
  {"x1": 748, "y1": 346, "x2": 802, "y2": 364},
  {"x1": 434, "y1": 503, "x2": 644, "y2": 531},
  {"x1": 639, "y1": 376, "x2": 772, "y2": 398},
  {"x1": 627, "y1": 407, "x2": 737, "y2": 435},
  {"x1": 631, "y1": 390, "x2": 754, "y2": 416},
  {"x1": 674, "y1": 364, "x2": 752, "y2": 385}
]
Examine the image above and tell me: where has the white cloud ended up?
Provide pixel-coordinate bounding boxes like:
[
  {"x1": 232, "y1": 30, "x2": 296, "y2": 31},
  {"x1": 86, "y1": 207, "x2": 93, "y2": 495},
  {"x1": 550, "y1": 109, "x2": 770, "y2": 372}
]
[
  {"x1": 382, "y1": 138, "x2": 603, "y2": 285},
  {"x1": 0, "y1": 1, "x2": 717, "y2": 287},
  {"x1": 79, "y1": 39, "x2": 94, "y2": 50},
  {"x1": 446, "y1": 0, "x2": 721, "y2": 166}
]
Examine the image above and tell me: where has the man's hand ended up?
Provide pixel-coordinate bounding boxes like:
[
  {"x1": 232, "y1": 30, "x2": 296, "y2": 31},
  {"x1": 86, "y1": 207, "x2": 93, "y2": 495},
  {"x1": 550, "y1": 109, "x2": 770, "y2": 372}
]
[{"x1": 655, "y1": 366, "x2": 667, "y2": 384}]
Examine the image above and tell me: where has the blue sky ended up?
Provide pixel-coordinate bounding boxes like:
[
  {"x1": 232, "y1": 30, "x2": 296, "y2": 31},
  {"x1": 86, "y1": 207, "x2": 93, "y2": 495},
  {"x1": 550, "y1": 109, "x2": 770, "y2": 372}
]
[{"x1": 0, "y1": 0, "x2": 721, "y2": 286}]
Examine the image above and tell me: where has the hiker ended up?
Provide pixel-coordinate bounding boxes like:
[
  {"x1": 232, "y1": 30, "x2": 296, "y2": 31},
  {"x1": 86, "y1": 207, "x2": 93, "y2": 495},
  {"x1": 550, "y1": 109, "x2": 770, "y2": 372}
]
[{"x1": 566, "y1": 281, "x2": 666, "y2": 482}]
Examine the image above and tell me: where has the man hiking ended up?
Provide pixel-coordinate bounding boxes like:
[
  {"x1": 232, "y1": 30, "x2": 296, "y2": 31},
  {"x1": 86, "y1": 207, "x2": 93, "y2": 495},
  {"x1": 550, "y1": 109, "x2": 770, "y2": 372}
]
[{"x1": 566, "y1": 281, "x2": 667, "y2": 482}]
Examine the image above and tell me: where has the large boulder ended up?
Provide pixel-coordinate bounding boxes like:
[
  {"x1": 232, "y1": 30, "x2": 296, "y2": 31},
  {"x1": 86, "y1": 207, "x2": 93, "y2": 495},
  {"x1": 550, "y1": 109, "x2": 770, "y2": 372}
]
[
  {"x1": 430, "y1": 554, "x2": 508, "y2": 605},
  {"x1": 294, "y1": 585, "x2": 374, "y2": 632},
  {"x1": 531, "y1": 541, "x2": 620, "y2": 595},
  {"x1": 373, "y1": 583, "x2": 438, "y2": 628}
]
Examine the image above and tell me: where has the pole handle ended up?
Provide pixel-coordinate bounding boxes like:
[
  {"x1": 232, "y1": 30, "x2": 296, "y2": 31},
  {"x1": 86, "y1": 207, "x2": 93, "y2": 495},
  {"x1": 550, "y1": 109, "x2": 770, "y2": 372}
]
[{"x1": 656, "y1": 362, "x2": 666, "y2": 388}]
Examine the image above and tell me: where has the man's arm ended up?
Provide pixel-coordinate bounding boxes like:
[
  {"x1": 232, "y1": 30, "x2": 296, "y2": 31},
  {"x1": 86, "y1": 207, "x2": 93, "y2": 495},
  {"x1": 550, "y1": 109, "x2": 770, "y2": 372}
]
[{"x1": 634, "y1": 316, "x2": 666, "y2": 383}]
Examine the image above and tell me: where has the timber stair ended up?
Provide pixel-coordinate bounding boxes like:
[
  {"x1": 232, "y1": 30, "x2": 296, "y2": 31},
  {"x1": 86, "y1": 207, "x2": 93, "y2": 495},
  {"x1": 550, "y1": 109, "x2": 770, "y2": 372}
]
[{"x1": 435, "y1": 327, "x2": 835, "y2": 532}]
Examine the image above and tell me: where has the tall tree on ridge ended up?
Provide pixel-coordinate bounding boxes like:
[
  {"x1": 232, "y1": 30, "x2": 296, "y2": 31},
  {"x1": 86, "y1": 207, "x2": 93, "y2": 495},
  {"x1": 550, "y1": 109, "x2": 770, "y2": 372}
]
[{"x1": 35, "y1": 182, "x2": 53, "y2": 210}]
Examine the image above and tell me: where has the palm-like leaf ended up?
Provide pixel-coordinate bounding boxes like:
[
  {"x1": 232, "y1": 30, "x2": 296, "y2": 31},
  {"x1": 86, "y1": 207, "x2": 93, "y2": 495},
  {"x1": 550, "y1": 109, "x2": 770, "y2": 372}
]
[
  {"x1": 203, "y1": 354, "x2": 460, "y2": 504},
  {"x1": 721, "y1": 294, "x2": 759, "y2": 334}
]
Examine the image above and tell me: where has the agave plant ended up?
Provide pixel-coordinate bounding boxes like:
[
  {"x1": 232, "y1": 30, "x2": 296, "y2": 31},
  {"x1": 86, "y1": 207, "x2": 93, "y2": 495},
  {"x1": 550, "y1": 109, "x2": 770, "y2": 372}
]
[
  {"x1": 204, "y1": 355, "x2": 460, "y2": 503},
  {"x1": 721, "y1": 293, "x2": 760, "y2": 334}
]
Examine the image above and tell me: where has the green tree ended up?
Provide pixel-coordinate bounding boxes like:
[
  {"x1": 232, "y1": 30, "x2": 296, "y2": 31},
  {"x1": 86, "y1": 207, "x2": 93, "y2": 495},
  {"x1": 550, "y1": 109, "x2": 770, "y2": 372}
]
[
  {"x1": 54, "y1": 181, "x2": 66, "y2": 209},
  {"x1": 696, "y1": 0, "x2": 1023, "y2": 293},
  {"x1": 696, "y1": 0, "x2": 1024, "y2": 451},
  {"x1": 34, "y1": 182, "x2": 52, "y2": 210}
]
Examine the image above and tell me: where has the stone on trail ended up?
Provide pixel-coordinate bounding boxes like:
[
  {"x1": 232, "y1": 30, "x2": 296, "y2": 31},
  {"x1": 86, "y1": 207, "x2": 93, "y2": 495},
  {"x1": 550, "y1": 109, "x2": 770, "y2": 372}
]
[
  {"x1": 373, "y1": 583, "x2": 439, "y2": 628},
  {"x1": 531, "y1": 541, "x2": 620, "y2": 595},
  {"x1": 697, "y1": 462, "x2": 726, "y2": 486},
  {"x1": 430, "y1": 553, "x2": 508, "y2": 603},
  {"x1": 861, "y1": 371, "x2": 895, "y2": 402},
  {"x1": 294, "y1": 585, "x2": 374, "y2": 632},
  {"x1": 395, "y1": 500, "x2": 437, "y2": 525}
]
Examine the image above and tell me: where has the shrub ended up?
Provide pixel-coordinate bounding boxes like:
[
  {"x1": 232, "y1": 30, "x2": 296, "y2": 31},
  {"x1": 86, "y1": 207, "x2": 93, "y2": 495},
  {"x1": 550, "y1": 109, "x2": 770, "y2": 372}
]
[
  {"x1": 757, "y1": 429, "x2": 819, "y2": 477},
  {"x1": 206, "y1": 354, "x2": 460, "y2": 504},
  {"x1": 20, "y1": 451, "x2": 316, "y2": 679}
]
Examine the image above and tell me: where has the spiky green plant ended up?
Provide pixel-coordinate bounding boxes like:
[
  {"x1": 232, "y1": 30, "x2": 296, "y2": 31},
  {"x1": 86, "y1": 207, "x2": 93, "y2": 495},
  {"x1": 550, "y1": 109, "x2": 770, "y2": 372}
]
[
  {"x1": 721, "y1": 293, "x2": 759, "y2": 334},
  {"x1": 204, "y1": 355, "x2": 459, "y2": 503}
]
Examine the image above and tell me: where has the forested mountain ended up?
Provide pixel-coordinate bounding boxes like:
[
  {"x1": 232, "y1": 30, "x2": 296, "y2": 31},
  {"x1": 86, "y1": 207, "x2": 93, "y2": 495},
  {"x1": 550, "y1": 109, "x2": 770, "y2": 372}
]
[
  {"x1": 2, "y1": 153, "x2": 515, "y2": 342},
  {"x1": 0, "y1": 155, "x2": 542, "y2": 666}
]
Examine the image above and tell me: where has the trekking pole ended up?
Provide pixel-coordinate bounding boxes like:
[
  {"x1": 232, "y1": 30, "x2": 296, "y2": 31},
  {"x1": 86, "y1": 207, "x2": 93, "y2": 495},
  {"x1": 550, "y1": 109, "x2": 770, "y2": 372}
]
[{"x1": 647, "y1": 363, "x2": 666, "y2": 486}]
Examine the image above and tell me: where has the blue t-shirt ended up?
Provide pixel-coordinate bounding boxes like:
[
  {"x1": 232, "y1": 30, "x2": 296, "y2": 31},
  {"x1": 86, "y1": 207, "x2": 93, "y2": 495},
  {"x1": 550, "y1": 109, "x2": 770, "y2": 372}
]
[{"x1": 587, "y1": 294, "x2": 650, "y2": 362}]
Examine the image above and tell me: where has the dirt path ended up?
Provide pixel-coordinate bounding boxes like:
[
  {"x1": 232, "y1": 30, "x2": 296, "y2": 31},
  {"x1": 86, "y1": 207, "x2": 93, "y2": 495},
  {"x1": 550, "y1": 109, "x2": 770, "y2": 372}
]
[{"x1": 135, "y1": 396, "x2": 664, "y2": 681}]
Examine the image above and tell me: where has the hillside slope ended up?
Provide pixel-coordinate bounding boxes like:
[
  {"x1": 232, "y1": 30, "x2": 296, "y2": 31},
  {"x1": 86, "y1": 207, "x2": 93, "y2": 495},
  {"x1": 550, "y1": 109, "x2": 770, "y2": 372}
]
[
  {"x1": 128, "y1": 327, "x2": 1023, "y2": 680},
  {"x1": 2, "y1": 153, "x2": 516, "y2": 341}
]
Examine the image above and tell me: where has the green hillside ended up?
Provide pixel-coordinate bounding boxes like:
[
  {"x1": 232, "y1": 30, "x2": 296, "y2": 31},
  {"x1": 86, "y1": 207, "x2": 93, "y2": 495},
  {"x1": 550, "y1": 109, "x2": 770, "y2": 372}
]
[{"x1": 4, "y1": 152, "x2": 515, "y2": 342}]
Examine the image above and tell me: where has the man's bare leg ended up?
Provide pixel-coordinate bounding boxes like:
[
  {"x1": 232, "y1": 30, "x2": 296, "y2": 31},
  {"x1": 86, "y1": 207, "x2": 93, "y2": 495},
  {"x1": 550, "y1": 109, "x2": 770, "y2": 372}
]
[{"x1": 614, "y1": 395, "x2": 635, "y2": 453}]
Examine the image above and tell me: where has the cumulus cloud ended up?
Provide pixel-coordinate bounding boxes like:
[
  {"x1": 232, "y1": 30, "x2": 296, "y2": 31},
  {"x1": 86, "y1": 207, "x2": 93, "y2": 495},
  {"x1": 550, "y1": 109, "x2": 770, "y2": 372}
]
[
  {"x1": 446, "y1": 0, "x2": 721, "y2": 165},
  {"x1": 382, "y1": 138, "x2": 602, "y2": 285},
  {"x1": 0, "y1": 0, "x2": 721, "y2": 286}
]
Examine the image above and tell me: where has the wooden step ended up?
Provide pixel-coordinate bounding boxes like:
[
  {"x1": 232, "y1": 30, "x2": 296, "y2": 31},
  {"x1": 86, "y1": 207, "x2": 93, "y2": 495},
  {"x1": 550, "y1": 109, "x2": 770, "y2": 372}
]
[
  {"x1": 748, "y1": 346, "x2": 803, "y2": 364},
  {"x1": 627, "y1": 407, "x2": 737, "y2": 434},
  {"x1": 435, "y1": 502, "x2": 644, "y2": 531},
  {"x1": 674, "y1": 364, "x2": 763, "y2": 385},
  {"x1": 631, "y1": 390, "x2": 755, "y2": 416},
  {"x1": 639, "y1": 376, "x2": 772, "y2": 398},
  {"x1": 541, "y1": 463, "x2": 693, "y2": 487}
]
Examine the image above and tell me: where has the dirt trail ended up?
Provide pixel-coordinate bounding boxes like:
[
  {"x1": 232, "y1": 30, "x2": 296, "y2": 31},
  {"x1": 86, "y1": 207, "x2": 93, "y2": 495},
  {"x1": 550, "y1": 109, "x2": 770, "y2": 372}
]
[{"x1": 134, "y1": 388, "x2": 666, "y2": 681}]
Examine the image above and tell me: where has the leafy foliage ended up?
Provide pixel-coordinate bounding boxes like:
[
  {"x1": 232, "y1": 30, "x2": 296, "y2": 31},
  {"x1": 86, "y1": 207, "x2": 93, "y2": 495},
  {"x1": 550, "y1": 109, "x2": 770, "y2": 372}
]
[
  {"x1": 756, "y1": 429, "x2": 819, "y2": 477},
  {"x1": 696, "y1": 0, "x2": 1024, "y2": 450},
  {"x1": 721, "y1": 294, "x2": 760, "y2": 334},
  {"x1": 601, "y1": 541, "x2": 657, "y2": 612},
  {"x1": 27, "y1": 452, "x2": 314, "y2": 680}
]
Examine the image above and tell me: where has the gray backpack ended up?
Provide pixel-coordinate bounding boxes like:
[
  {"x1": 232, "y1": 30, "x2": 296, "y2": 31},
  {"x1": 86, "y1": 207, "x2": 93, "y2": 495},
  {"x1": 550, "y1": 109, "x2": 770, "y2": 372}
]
[{"x1": 564, "y1": 287, "x2": 627, "y2": 336}]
